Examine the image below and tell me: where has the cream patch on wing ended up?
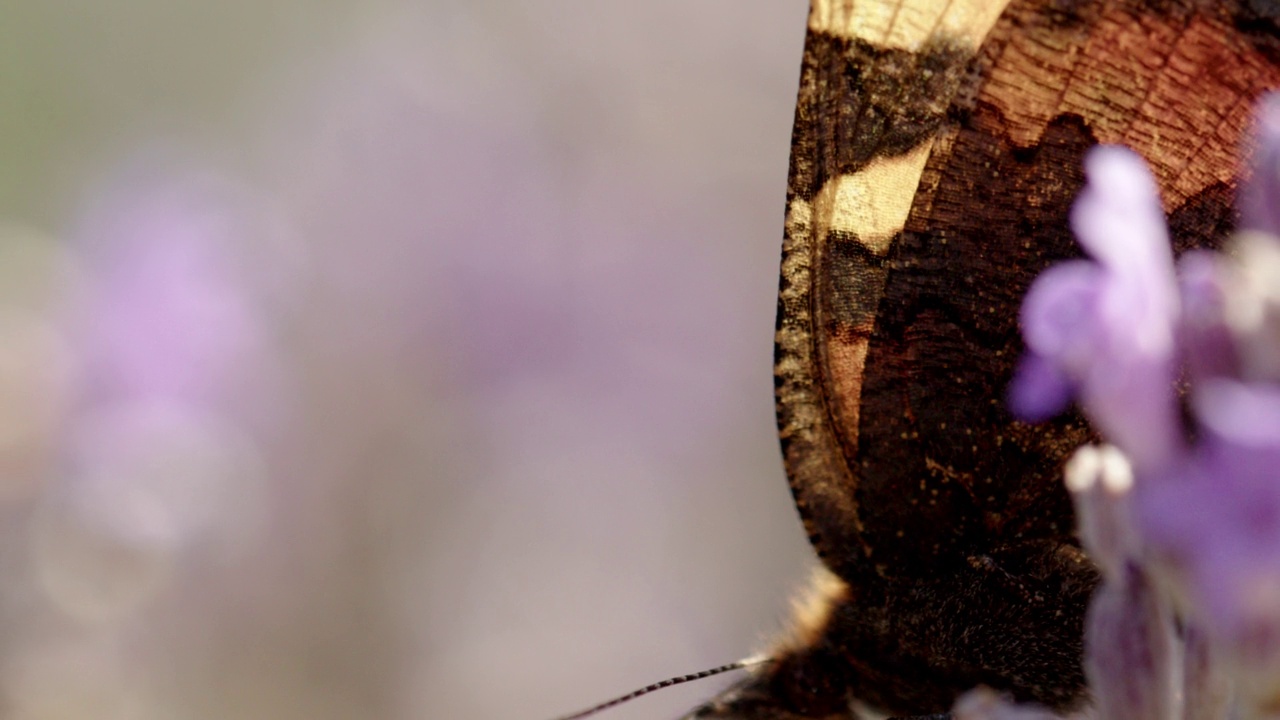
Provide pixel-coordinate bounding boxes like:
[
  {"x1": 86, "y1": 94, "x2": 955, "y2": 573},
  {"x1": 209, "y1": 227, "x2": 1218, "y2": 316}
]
[
  {"x1": 809, "y1": 0, "x2": 1013, "y2": 52},
  {"x1": 811, "y1": 142, "x2": 932, "y2": 256},
  {"x1": 807, "y1": 142, "x2": 934, "y2": 457}
]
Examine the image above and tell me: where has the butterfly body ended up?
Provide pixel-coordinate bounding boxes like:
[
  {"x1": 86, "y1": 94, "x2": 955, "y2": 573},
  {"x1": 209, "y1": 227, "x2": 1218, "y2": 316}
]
[{"x1": 689, "y1": 1, "x2": 1280, "y2": 717}]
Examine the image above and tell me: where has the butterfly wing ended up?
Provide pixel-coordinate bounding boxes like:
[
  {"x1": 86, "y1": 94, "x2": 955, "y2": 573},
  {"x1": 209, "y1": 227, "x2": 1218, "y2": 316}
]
[
  {"x1": 777, "y1": 0, "x2": 1020, "y2": 586},
  {"x1": 691, "y1": 1, "x2": 1280, "y2": 718},
  {"x1": 781, "y1": 0, "x2": 1280, "y2": 583}
]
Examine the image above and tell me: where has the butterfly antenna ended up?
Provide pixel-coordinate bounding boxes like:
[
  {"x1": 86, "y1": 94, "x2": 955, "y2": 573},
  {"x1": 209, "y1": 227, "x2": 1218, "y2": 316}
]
[{"x1": 548, "y1": 654, "x2": 770, "y2": 720}]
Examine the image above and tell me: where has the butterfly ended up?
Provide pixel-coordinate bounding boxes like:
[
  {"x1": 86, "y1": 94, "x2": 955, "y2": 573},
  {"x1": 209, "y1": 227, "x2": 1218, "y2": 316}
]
[{"x1": 683, "y1": 1, "x2": 1280, "y2": 718}]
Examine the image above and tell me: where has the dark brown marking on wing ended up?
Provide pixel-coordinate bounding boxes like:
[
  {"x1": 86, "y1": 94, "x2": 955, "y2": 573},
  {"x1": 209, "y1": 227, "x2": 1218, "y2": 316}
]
[
  {"x1": 1168, "y1": 181, "x2": 1237, "y2": 254},
  {"x1": 1234, "y1": 0, "x2": 1280, "y2": 64},
  {"x1": 789, "y1": 33, "x2": 976, "y2": 200},
  {"x1": 821, "y1": 234, "x2": 892, "y2": 342}
]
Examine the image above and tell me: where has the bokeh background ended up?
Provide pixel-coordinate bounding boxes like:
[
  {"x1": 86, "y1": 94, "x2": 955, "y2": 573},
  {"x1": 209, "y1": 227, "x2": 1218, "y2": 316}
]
[{"x1": 0, "y1": 3, "x2": 817, "y2": 719}]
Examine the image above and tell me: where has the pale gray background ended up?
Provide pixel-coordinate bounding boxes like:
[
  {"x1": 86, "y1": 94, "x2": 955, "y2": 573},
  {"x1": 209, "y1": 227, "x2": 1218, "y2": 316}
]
[{"x1": 1, "y1": 3, "x2": 817, "y2": 719}]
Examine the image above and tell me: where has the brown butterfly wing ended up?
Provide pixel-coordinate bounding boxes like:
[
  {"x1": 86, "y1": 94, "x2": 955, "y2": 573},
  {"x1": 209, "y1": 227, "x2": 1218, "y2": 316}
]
[
  {"x1": 783, "y1": 0, "x2": 1280, "y2": 583},
  {"x1": 777, "y1": 0, "x2": 1011, "y2": 589},
  {"x1": 690, "y1": 1, "x2": 1280, "y2": 718}
]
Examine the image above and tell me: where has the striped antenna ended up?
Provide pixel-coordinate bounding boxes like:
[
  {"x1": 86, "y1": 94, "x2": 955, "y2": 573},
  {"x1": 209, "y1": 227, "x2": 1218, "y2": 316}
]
[{"x1": 549, "y1": 654, "x2": 769, "y2": 720}]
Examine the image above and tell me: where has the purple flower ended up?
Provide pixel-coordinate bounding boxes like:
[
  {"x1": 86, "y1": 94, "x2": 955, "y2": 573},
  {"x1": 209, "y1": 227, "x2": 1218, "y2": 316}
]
[
  {"x1": 1139, "y1": 378, "x2": 1280, "y2": 700},
  {"x1": 33, "y1": 156, "x2": 284, "y2": 623},
  {"x1": 1007, "y1": 93, "x2": 1280, "y2": 717},
  {"x1": 1012, "y1": 147, "x2": 1183, "y2": 474},
  {"x1": 69, "y1": 160, "x2": 279, "y2": 417}
]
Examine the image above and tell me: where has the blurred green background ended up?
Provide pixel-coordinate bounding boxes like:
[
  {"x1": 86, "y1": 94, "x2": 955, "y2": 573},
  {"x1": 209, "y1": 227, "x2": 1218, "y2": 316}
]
[{"x1": 0, "y1": 2, "x2": 815, "y2": 719}]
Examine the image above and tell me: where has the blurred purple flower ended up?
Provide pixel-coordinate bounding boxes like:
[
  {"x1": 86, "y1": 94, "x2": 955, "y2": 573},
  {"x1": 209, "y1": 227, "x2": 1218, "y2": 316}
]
[
  {"x1": 34, "y1": 156, "x2": 285, "y2": 622},
  {"x1": 1138, "y1": 378, "x2": 1280, "y2": 702},
  {"x1": 69, "y1": 159, "x2": 281, "y2": 419},
  {"x1": 1006, "y1": 94, "x2": 1280, "y2": 717},
  {"x1": 1012, "y1": 147, "x2": 1182, "y2": 473}
]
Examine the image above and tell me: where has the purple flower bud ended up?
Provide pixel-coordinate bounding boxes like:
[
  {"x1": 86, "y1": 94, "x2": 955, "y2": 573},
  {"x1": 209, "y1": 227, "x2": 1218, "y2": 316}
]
[
  {"x1": 1071, "y1": 149, "x2": 1176, "y2": 309},
  {"x1": 1007, "y1": 351, "x2": 1076, "y2": 422},
  {"x1": 1013, "y1": 146, "x2": 1183, "y2": 473},
  {"x1": 1012, "y1": 260, "x2": 1101, "y2": 421},
  {"x1": 1020, "y1": 260, "x2": 1103, "y2": 364}
]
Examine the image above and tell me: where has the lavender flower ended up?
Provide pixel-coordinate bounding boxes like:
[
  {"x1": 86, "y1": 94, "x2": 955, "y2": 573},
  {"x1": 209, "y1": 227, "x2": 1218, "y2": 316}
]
[
  {"x1": 1006, "y1": 95, "x2": 1280, "y2": 719},
  {"x1": 33, "y1": 157, "x2": 282, "y2": 623},
  {"x1": 1012, "y1": 146, "x2": 1183, "y2": 474}
]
